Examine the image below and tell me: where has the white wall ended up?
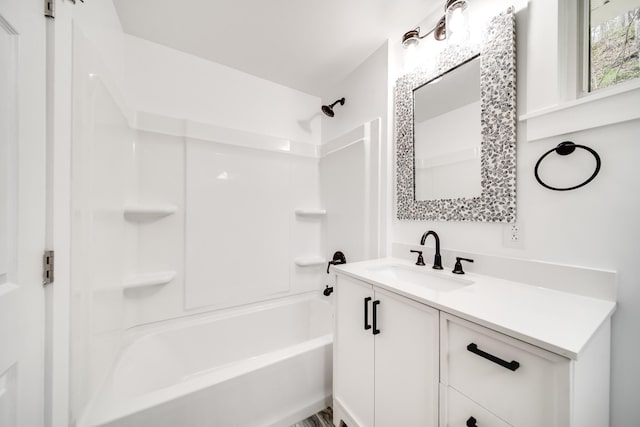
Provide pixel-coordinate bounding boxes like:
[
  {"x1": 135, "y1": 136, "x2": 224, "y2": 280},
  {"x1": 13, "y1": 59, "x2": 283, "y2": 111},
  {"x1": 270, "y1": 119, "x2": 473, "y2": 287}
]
[
  {"x1": 321, "y1": 43, "x2": 389, "y2": 144},
  {"x1": 71, "y1": 0, "x2": 128, "y2": 111},
  {"x1": 125, "y1": 36, "x2": 321, "y2": 145},
  {"x1": 320, "y1": 42, "x2": 392, "y2": 258}
]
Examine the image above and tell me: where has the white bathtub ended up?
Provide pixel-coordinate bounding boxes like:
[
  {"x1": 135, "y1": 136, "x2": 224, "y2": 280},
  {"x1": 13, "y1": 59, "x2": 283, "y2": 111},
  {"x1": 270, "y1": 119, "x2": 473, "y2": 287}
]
[{"x1": 81, "y1": 293, "x2": 333, "y2": 427}]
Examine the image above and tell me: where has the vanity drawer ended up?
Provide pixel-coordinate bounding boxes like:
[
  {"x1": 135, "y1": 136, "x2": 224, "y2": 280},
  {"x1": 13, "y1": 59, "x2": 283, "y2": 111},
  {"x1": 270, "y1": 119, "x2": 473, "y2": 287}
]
[
  {"x1": 440, "y1": 313, "x2": 570, "y2": 427},
  {"x1": 440, "y1": 385, "x2": 511, "y2": 427}
]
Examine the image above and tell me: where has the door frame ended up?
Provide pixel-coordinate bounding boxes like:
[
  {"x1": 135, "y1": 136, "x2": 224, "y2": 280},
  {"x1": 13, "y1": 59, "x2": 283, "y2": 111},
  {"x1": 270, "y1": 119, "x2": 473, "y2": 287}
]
[{"x1": 45, "y1": 1, "x2": 75, "y2": 426}]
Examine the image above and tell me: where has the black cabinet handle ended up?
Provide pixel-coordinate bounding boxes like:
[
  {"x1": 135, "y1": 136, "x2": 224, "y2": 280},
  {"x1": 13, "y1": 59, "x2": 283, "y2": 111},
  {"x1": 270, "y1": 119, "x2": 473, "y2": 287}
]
[
  {"x1": 372, "y1": 300, "x2": 381, "y2": 335},
  {"x1": 467, "y1": 343, "x2": 520, "y2": 371},
  {"x1": 466, "y1": 416, "x2": 477, "y2": 427},
  {"x1": 364, "y1": 297, "x2": 371, "y2": 330}
]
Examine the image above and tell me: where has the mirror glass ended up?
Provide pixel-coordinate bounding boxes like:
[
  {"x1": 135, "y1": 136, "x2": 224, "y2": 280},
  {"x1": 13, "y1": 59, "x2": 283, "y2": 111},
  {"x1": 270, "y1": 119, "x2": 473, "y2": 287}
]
[{"x1": 413, "y1": 56, "x2": 481, "y2": 200}]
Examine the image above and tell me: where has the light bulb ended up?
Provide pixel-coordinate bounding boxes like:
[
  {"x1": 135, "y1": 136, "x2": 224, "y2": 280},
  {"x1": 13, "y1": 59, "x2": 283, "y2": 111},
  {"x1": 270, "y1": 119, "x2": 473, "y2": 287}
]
[
  {"x1": 449, "y1": 8, "x2": 465, "y2": 33},
  {"x1": 446, "y1": 0, "x2": 469, "y2": 45}
]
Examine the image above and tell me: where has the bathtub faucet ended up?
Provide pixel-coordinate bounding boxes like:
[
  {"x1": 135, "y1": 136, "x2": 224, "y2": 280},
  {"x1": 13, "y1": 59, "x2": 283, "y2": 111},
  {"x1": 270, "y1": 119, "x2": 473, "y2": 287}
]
[{"x1": 323, "y1": 285, "x2": 334, "y2": 296}]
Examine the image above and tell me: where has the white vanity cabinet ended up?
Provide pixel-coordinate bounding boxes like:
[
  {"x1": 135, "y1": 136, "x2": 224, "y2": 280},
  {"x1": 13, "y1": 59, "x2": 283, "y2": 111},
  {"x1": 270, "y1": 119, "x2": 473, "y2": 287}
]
[
  {"x1": 333, "y1": 275, "x2": 439, "y2": 427},
  {"x1": 333, "y1": 262, "x2": 613, "y2": 427}
]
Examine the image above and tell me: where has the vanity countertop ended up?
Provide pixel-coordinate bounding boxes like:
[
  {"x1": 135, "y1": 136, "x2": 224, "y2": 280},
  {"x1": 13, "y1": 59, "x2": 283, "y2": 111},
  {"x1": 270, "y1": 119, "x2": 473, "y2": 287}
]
[{"x1": 333, "y1": 257, "x2": 616, "y2": 360}]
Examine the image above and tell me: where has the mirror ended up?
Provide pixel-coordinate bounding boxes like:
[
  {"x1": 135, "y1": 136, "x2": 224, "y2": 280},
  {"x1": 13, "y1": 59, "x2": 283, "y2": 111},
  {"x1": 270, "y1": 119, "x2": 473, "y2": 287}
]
[
  {"x1": 396, "y1": 7, "x2": 516, "y2": 223},
  {"x1": 413, "y1": 56, "x2": 481, "y2": 200}
]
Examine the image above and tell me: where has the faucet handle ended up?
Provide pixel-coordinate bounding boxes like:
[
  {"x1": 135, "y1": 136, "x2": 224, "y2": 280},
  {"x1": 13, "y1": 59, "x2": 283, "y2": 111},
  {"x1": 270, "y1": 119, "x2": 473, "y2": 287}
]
[
  {"x1": 410, "y1": 250, "x2": 425, "y2": 266},
  {"x1": 327, "y1": 251, "x2": 347, "y2": 274},
  {"x1": 452, "y1": 257, "x2": 474, "y2": 275}
]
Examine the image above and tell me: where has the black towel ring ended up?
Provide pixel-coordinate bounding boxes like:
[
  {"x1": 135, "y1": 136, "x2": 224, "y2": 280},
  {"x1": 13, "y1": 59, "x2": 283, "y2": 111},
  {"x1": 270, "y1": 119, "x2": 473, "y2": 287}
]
[{"x1": 534, "y1": 141, "x2": 601, "y2": 191}]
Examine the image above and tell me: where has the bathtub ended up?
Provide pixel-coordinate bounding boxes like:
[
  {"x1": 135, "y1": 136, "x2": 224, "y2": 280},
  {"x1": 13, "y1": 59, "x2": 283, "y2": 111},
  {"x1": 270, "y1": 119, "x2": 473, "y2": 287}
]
[{"x1": 81, "y1": 293, "x2": 333, "y2": 427}]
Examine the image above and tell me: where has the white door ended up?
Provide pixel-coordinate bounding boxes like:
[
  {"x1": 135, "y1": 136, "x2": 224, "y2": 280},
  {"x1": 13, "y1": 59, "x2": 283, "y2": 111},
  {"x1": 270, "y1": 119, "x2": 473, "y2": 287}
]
[{"x1": 0, "y1": 0, "x2": 48, "y2": 426}]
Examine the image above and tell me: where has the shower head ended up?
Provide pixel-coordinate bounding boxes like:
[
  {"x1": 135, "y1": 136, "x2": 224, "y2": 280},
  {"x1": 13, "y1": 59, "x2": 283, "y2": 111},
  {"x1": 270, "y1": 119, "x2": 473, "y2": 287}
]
[
  {"x1": 321, "y1": 104, "x2": 335, "y2": 117},
  {"x1": 321, "y1": 97, "x2": 345, "y2": 118}
]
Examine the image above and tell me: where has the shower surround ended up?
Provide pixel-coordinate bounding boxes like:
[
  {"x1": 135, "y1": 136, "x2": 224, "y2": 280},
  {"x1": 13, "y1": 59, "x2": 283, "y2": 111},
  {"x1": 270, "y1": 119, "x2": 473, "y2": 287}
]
[
  {"x1": 70, "y1": 25, "x2": 380, "y2": 426},
  {"x1": 70, "y1": 27, "x2": 327, "y2": 425}
]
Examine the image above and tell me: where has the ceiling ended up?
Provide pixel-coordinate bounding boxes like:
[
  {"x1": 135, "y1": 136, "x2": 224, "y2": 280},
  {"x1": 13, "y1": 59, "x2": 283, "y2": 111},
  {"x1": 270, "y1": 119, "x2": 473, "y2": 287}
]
[{"x1": 112, "y1": 0, "x2": 440, "y2": 96}]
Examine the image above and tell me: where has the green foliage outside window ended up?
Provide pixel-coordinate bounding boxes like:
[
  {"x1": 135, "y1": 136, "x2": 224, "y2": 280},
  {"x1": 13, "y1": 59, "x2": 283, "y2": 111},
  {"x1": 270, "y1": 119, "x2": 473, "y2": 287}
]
[{"x1": 590, "y1": 1, "x2": 640, "y2": 91}]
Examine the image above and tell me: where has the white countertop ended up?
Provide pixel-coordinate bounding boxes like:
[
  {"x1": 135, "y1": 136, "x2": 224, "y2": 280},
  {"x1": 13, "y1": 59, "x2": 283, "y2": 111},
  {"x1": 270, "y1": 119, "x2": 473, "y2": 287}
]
[{"x1": 333, "y1": 257, "x2": 616, "y2": 360}]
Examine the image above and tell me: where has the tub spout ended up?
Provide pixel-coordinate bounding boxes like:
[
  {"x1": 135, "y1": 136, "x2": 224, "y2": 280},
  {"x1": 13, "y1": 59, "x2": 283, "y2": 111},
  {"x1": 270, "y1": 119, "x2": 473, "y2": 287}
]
[{"x1": 323, "y1": 285, "x2": 334, "y2": 296}]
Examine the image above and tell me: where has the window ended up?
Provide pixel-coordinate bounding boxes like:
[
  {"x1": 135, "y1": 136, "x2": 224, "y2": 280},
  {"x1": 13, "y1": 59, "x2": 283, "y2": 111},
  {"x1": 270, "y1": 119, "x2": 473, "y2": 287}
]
[{"x1": 589, "y1": 0, "x2": 640, "y2": 91}]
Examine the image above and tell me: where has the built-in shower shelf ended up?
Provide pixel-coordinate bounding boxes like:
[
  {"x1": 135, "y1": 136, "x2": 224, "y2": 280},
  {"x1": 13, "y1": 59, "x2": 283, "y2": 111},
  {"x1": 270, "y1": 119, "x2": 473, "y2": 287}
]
[
  {"x1": 123, "y1": 271, "x2": 176, "y2": 290},
  {"x1": 294, "y1": 209, "x2": 327, "y2": 217},
  {"x1": 124, "y1": 204, "x2": 177, "y2": 221},
  {"x1": 294, "y1": 257, "x2": 327, "y2": 267}
]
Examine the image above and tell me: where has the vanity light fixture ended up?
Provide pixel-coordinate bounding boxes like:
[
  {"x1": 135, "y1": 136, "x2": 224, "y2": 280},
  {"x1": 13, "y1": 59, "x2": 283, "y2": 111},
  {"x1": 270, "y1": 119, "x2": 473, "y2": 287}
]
[{"x1": 401, "y1": 0, "x2": 469, "y2": 48}]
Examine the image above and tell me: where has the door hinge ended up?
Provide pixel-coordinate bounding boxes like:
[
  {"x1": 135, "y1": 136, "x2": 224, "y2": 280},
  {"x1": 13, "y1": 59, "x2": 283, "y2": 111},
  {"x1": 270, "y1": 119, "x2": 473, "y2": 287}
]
[
  {"x1": 43, "y1": 250, "x2": 54, "y2": 285},
  {"x1": 45, "y1": 0, "x2": 55, "y2": 18}
]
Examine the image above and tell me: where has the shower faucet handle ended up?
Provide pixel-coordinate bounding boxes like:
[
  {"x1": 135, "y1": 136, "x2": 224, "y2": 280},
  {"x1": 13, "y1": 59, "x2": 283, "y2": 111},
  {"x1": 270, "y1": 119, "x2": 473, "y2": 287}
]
[{"x1": 327, "y1": 251, "x2": 347, "y2": 274}]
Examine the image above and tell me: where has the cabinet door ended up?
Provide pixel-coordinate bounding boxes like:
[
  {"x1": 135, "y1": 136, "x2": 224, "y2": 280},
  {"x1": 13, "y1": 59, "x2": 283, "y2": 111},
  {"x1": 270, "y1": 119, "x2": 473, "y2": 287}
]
[
  {"x1": 334, "y1": 276, "x2": 375, "y2": 427},
  {"x1": 374, "y1": 288, "x2": 439, "y2": 427}
]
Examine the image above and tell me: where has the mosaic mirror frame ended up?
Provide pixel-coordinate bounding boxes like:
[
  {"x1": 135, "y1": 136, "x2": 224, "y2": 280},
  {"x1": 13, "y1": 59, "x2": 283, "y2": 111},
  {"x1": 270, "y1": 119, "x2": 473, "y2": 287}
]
[{"x1": 395, "y1": 7, "x2": 516, "y2": 222}]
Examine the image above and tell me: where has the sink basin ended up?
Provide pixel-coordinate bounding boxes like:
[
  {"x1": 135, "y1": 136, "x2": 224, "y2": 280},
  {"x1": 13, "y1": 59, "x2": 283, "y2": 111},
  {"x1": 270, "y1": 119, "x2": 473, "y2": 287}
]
[{"x1": 367, "y1": 264, "x2": 473, "y2": 292}]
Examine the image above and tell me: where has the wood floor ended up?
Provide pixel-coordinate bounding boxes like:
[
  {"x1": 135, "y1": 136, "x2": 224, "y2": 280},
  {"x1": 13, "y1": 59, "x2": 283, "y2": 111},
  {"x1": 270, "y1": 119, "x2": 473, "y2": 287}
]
[{"x1": 290, "y1": 407, "x2": 333, "y2": 427}]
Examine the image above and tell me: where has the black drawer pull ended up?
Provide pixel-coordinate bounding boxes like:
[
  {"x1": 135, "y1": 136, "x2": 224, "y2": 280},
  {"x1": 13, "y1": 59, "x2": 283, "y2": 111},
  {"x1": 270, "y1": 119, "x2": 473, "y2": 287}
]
[
  {"x1": 466, "y1": 416, "x2": 477, "y2": 427},
  {"x1": 364, "y1": 297, "x2": 371, "y2": 330},
  {"x1": 467, "y1": 343, "x2": 520, "y2": 371},
  {"x1": 372, "y1": 300, "x2": 381, "y2": 335}
]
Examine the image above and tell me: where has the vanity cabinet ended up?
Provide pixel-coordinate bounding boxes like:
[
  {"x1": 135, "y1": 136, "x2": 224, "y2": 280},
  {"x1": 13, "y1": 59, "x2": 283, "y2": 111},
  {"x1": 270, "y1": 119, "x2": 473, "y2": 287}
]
[
  {"x1": 333, "y1": 275, "x2": 439, "y2": 427},
  {"x1": 333, "y1": 269, "x2": 612, "y2": 427}
]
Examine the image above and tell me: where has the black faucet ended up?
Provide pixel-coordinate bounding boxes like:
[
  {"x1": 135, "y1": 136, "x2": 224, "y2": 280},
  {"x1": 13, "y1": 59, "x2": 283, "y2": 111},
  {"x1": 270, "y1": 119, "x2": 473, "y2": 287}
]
[
  {"x1": 327, "y1": 251, "x2": 347, "y2": 274},
  {"x1": 420, "y1": 231, "x2": 443, "y2": 270}
]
